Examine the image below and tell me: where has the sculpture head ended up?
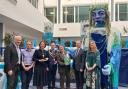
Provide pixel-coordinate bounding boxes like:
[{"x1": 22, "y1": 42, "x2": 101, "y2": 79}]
[
  {"x1": 92, "y1": 9, "x2": 106, "y2": 23},
  {"x1": 90, "y1": 7, "x2": 109, "y2": 28}
]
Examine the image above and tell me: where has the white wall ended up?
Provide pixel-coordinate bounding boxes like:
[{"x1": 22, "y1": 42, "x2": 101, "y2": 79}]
[
  {"x1": 44, "y1": 0, "x2": 108, "y2": 6},
  {"x1": 61, "y1": 0, "x2": 108, "y2": 6},
  {"x1": 115, "y1": 0, "x2": 128, "y2": 3},
  {"x1": 53, "y1": 23, "x2": 81, "y2": 37},
  {"x1": 44, "y1": 0, "x2": 57, "y2": 7},
  {"x1": 38, "y1": 0, "x2": 44, "y2": 14},
  {"x1": 44, "y1": 0, "x2": 128, "y2": 6},
  {"x1": 54, "y1": 21, "x2": 128, "y2": 37},
  {"x1": 54, "y1": 37, "x2": 80, "y2": 41},
  {"x1": 44, "y1": 0, "x2": 128, "y2": 39},
  {"x1": 111, "y1": 21, "x2": 128, "y2": 35},
  {"x1": 4, "y1": 23, "x2": 42, "y2": 44},
  {"x1": 0, "y1": 0, "x2": 44, "y2": 32}
]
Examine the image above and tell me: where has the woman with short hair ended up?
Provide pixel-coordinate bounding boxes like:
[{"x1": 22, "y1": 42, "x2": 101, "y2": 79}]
[{"x1": 56, "y1": 44, "x2": 71, "y2": 89}]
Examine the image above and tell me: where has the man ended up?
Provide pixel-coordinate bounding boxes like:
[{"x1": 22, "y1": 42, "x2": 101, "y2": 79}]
[
  {"x1": 4, "y1": 35, "x2": 22, "y2": 89},
  {"x1": 48, "y1": 42, "x2": 58, "y2": 89},
  {"x1": 73, "y1": 41, "x2": 86, "y2": 89},
  {"x1": 21, "y1": 40, "x2": 35, "y2": 89}
]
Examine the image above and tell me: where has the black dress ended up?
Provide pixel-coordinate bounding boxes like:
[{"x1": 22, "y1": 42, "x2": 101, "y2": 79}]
[{"x1": 33, "y1": 49, "x2": 49, "y2": 86}]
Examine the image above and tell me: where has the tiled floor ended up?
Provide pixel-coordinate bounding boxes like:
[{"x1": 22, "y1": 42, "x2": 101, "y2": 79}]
[
  {"x1": 119, "y1": 87, "x2": 128, "y2": 89},
  {"x1": 28, "y1": 82, "x2": 128, "y2": 89}
]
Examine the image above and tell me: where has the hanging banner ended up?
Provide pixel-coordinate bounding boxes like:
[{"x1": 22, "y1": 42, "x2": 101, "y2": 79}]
[
  {"x1": 70, "y1": 39, "x2": 72, "y2": 48},
  {"x1": 61, "y1": 39, "x2": 65, "y2": 47},
  {"x1": 126, "y1": 37, "x2": 128, "y2": 48},
  {"x1": 55, "y1": 39, "x2": 59, "y2": 45},
  {"x1": 23, "y1": 38, "x2": 27, "y2": 49},
  {"x1": 33, "y1": 38, "x2": 37, "y2": 48}
]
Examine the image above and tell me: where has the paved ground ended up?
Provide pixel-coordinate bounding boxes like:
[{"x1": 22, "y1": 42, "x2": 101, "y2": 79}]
[
  {"x1": 0, "y1": 69, "x2": 127, "y2": 89},
  {"x1": 119, "y1": 87, "x2": 128, "y2": 89},
  {"x1": 28, "y1": 82, "x2": 128, "y2": 89}
]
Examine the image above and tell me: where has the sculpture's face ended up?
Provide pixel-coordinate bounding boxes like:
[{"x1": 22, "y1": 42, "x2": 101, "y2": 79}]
[{"x1": 92, "y1": 9, "x2": 106, "y2": 22}]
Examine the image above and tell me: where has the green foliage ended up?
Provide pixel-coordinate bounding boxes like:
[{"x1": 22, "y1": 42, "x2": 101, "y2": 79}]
[
  {"x1": 3, "y1": 32, "x2": 25, "y2": 47},
  {"x1": 3, "y1": 33, "x2": 14, "y2": 46},
  {"x1": 20, "y1": 37, "x2": 25, "y2": 48}
]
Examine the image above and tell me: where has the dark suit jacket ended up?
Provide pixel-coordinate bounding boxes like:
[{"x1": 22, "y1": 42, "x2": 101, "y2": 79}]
[
  {"x1": 4, "y1": 43, "x2": 20, "y2": 73},
  {"x1": 73, "y1": 48, "x2": 86, "y2": 71}
]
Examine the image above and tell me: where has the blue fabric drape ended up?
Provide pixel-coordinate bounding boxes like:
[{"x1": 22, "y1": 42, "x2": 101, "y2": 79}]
[
  {"x1": 119, "y1": 49, "x2": 128, "y2": 87},
  {"x1": 91, "y1": 33, "x2": 108, "y2": 87}
]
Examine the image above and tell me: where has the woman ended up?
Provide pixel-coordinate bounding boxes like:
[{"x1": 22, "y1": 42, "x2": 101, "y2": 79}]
[
  {"x1": 86, "y1": 40, "x2": 101, "y2": 89},
  {"x1": 56, "y1": 44, "x2": 71, "y2": 89},
  {"x1": 33, "y1": 41, "x2": 49, "y2": 89}
]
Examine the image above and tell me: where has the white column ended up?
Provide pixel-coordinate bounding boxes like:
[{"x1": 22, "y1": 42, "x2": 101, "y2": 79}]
[
  {"x1": 57, "y1": 0, "x2": 61, "y2": 24},
  {"x1": 60, "y1": 0, "x2": 63, "y2": 23},
  {"x1": 57, "y1": 0, "x2": 59, "y2": 24},
  {"x1": 38, "y1": 0, "x2": 44, "y2": 14},
  {"x1": 2, "y1": 23, "x2": 5, "y2": 47},
  {"x1": 108, "y1": 0, "x2": 115, "y2": 22},
  {"x1": 113, "y1": 0, "x2": 116, "y2": 22},
  {"x1": 74, "y1": 6, "x2": 76, "y2": 23},
  {"x1": 108, "y1": 0, "x2": 112, "y2": 21},
  {"x1": 117, "y1": 3, "x2": 119, "y2": 21}
]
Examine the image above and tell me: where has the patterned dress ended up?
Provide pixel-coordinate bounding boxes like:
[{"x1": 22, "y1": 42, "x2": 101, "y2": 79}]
[{"x1": 86, "y1": 50, "x2": 101, "y2": 89}]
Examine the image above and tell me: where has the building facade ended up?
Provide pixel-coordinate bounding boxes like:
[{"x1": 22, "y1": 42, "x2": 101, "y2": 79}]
[
  {"x1": 43, "y1": 0, "x2": 128, "y2": 41},
  {"x1": 0, "y1": 0, "x2": 52, "y2": 47}
]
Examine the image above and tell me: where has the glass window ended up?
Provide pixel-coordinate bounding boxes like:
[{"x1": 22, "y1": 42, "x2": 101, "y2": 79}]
[
  {"x1": 79, "y1": 6, "x2": 90, "y2": 22},
  {"x1": 119, "y1": 4, "x2": 128, "y2": 21},
  {"x1": 32, "y1": 0, "x2": 38, "y2": 8},
  {"x1": 75, "y1": 6, "x2": 90, "y2": 22},
  {"x1": 63, "y1": 7, "x2": 74, "y2": 23},
  {"x1": 28, "y1": 0, "x2": 38, "y2": 8},
  {"x1": 45, "y1": 8, "x2": 57, "y2": 23}
]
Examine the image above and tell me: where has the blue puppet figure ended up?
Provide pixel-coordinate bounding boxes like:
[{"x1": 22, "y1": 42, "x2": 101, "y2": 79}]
[
  {"x1": 102, "y1": 33, "x2": 122, "y2": 89},
  {"x1": 89, "y1": 7, "x2": 110, "y2": 88},
  {"x1": 86, "y1": 6, "x2": 121, "y2": 89}
]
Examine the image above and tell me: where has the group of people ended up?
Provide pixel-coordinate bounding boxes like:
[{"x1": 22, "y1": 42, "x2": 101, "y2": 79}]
[{"x1": 4, "y1": 35, "x2": 101, "y2": 89}]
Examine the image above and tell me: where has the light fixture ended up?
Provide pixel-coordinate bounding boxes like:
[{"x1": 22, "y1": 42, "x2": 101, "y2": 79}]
[
  {"x1": 50, "y1": 12, "x2": 54, "y2": 15},
  {"x1": 64, "y1": 11, "x2": 68, "y2": 14}
]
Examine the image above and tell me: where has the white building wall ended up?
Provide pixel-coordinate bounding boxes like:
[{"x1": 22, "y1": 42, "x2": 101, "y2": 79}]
[
  {"x1": 0, "y1": 0, "x2": 54, "y2": 47},
  {"x1": 0, "y1": 0, "x2": 44, "y2": 32},
  {"x1": 44, "y1": 0, "x2": 57, "y2": 7},
  {"x1": 43, "y1": 0, "x2": 128, "y2": 40},
  {"x1": 44, "y1": 0, "x2": 108, "y2": 6},
  {"x1": 4, "y1": 23, "x2": 42, "y2": 43},
  {"x1": 53, "y1": 23, "x2": 81, "y2": 37},
  {"x1": 115, "y1": 0, "x2": 128, "y2": 3},
  {"x1": 38, "y1": 0, "x2": 45, "y2": 14},
  {"x1": 61, "y1": 0, "x2": 108, "y2": 6},
  {"x1": 111, "y1": 21, "x2": 128, "y2": 34}
]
